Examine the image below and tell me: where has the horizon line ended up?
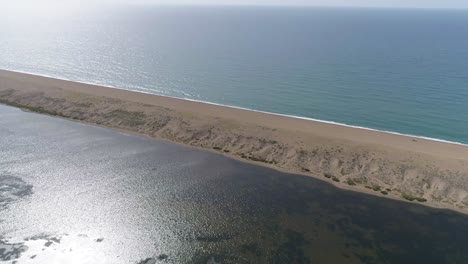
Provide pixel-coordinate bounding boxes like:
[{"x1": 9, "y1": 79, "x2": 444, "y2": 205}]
[{"x1": 125, "y1": 2, "x2": 468, "y2": 10}]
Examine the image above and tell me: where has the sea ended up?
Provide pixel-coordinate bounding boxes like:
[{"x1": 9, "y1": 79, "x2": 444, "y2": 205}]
[{"x1": 1, "y1": 5, "x2": 467, "y2": 144}]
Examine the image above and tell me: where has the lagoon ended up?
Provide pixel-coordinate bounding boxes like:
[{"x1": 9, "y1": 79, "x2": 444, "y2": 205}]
[{"x1": 1, "y1": 105, "x2": 468, "y2": 264}]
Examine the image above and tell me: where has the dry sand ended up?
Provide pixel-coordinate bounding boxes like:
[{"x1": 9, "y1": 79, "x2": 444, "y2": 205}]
[{"x1": 1, "y1": 69, "x2": 468, "y2": 213}]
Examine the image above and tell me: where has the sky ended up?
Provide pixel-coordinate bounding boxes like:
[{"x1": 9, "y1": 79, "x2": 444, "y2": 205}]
[
  {"x1": 3, "y1": 0, "x2": 468, "y2": 18},
  {"x1": 148, "y1": 0, "x2": 468, "y2": 8},
  {"x1": 4, "y1": 0, "x2": 468, "y2": 9}
]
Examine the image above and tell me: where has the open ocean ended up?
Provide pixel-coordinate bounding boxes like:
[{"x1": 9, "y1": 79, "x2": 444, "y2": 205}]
[{"x1": 1, "y1": 6, "x2": 467, "y2": 144}]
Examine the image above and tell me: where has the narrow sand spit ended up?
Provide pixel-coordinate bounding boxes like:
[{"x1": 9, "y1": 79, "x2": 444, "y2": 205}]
[{"x1": 1, "y1": 69, "x2": 467, "y2": 213}]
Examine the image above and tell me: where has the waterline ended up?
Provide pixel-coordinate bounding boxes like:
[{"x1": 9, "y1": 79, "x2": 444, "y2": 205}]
[{"x1": 3, "y1": 68, "x2": 467, "y2": 148}]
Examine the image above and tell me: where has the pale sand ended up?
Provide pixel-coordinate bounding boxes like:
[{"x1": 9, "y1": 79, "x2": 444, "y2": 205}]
[{"x1": 1, "y1": 69, "x2": 468, "y2": 213}]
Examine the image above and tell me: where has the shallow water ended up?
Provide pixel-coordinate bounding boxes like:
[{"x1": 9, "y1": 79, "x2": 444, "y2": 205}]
[
  {"x1": 1, "y1": 105, "x2": 468, "y2": 264},
  {"x1": 1, "y1": 6, "x2": 467, "y2": 143}
]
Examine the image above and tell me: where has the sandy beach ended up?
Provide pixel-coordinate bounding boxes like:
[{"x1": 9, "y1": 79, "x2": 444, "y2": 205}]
[{"x1": 1, "y1": 69, "x2": 468, "y2": 213}]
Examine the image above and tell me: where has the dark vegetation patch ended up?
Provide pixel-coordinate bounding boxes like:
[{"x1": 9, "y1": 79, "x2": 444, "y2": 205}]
[
  {"x1": 324, "y1": 173, "x2": 340, "y2": 182},
  {"x1": 74, "y1": 102, "x2": 93, "y2": 107},
  {"x1": 259, "y1": 139, "x2": 278, "y2": 145},
  {"x1": 346, "y1": 179, "x2": 356, "y2": 186},
  {"x1": 105, "y1": 110, "x2": 146, "y2": 126},
  {"x1": 240, "y1": 153, "x2": 277, "y2": 164},
  {"x1": 0, "y1": 98, "x2": 62, "y2": 117},
  {"x1": 402, "y1": 194, "x2": 427, "y2": 202}
]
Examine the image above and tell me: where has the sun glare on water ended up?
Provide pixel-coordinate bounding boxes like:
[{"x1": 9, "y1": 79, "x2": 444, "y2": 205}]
[{"x1": 4, "y1": 234, "x2": 109, "y2": 264}]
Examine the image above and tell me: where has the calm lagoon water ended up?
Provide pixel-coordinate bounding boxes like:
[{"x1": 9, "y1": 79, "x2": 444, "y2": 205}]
[
  {"x1": 1, "y1": 105, "x2": 468, "y2": 264},
  {"x1": 0, "y1": 6, "x2": 467, "y2": 143}
]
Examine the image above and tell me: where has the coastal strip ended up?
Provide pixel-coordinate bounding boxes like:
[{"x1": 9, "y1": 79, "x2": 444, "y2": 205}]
[{"x1": 1, "y1": 69, "x2": 468, "y2": 213}]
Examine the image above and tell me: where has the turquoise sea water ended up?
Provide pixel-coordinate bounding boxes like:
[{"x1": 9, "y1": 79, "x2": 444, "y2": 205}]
[{"x1": 1, "y1": 6, "x2": 467, "y2": 143}]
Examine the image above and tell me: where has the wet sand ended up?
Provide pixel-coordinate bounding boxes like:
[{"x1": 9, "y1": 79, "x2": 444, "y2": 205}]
[{"x1": 1, "y1": 69, "x2": 468, "y2": 213}]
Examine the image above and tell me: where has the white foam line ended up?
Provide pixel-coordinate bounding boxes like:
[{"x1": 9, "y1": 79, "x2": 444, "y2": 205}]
[
  {"x1": 180, "y1": 98, "x2": 468, "y2": 147},
  {"x1": 3, "y1": 68, "x2": 468, "y2": 147}
]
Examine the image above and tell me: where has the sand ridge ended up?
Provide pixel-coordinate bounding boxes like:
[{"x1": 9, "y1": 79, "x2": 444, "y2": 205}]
[{"x1": 1, "y1": 69, "x2": 468, "y2": 213}]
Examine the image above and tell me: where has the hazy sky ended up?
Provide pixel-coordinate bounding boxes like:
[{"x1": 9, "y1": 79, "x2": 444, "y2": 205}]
[
  {"x1": 167, "y1": 0, "x2": 468, "y2": 8},
  {"x1": 148, "y1": 0, "x2": 468, "y2": 8},
  {"x1": 5, "y1": 0, "x2": 468, "y2": 9},
  {"x1": 3, "y1": 0, "x2": 468, "y2": 18}
]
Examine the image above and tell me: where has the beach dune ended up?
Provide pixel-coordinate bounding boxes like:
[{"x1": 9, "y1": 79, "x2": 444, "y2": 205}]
[{"x1": 1, "y1": 69, "x2": 468, "y2": 213}]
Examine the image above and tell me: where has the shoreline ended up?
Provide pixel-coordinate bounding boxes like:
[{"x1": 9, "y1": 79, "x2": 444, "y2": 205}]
[
  {"x1": 3, "y1": 68, "x2": 467, "y2": 148},
  {"x1": 104, "y1": 123, "x2": 468, "y2": 215},
  {"x1": 1, "y1": 69, "x2": 468, "y2": 214},
  {"x1": 3, "y1": 104, "x2": 465, "y2": 217}
]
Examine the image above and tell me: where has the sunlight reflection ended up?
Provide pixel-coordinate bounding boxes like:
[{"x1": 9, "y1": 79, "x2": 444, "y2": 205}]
[{"x1": 6, "y1": 234, "x2": 108, "y2": 264}]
